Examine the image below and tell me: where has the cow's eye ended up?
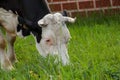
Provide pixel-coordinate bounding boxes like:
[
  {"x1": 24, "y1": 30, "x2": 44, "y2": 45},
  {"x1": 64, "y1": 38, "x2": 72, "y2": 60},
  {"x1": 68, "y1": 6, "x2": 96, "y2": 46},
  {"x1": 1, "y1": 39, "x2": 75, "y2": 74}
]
[
  {"x1": 40, "y1": 24, "x2": 48, "y2": 27},
  {"x1": 44, "y1": 24, "x2": 48, "y2": 27}
]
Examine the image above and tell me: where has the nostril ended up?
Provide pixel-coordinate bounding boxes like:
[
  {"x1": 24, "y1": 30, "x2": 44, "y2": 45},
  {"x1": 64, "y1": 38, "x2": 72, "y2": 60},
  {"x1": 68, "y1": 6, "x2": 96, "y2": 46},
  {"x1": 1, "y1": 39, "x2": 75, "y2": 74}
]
[
  {"x1": 46, "y1": 39, "x2": 50, "y2": 42},
  {"x1": 46, "y1": 39, "x2": 53, "y2": 45}
]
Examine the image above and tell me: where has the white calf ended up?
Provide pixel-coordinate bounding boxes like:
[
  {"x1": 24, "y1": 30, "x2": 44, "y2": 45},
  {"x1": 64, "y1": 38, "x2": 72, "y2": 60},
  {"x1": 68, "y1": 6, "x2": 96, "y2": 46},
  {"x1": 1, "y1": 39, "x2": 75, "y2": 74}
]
[{"x1": 37, "y1": 13, "x2": 76, "y2": 65}]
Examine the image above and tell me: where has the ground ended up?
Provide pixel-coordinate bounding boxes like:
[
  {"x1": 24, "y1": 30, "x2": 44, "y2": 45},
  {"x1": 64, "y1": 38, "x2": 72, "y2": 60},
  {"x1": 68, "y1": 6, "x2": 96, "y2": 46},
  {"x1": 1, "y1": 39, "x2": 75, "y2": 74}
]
[{"x1": 0, "y1": 14, "x2": 120, "y2": 80}]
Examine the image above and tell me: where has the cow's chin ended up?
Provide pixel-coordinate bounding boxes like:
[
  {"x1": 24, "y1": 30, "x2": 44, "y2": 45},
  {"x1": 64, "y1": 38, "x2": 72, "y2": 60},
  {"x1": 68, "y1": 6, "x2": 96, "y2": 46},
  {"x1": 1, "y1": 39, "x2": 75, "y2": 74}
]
[{"x1": 35, "y1": 40, "x2": 69, "y2": 65}]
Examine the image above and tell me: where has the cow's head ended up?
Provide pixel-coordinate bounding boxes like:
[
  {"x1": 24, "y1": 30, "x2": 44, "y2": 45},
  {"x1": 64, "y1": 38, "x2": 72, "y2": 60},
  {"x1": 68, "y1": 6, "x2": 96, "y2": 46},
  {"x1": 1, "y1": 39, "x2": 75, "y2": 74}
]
[{"x1": 36, "y1": 13, "x2": 76, "y2": 65}]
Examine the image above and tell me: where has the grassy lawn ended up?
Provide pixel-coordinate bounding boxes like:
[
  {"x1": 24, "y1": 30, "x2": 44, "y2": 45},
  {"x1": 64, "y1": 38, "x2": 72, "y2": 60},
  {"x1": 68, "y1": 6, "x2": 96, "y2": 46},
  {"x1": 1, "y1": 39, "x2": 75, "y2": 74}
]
[{"x1": 0, "y1": 14, "x2": 120, "y2": 80}]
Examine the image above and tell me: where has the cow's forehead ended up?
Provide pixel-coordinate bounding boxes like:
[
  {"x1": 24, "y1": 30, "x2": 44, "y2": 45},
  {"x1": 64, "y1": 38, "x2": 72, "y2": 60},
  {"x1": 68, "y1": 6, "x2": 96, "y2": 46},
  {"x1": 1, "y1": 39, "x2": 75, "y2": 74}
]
[
  {"x1": 53, "y1": 13, "x2": 63, "y2": 18},
  {"x1": 43, "y1": 13, "x2": 63, "y2": 22},
  {"x1": 53, "y1": 13, "x2": 63, "y2": 21},
  {"x1": 44, "y1": 14, "x2": 53, "y2": 20}
]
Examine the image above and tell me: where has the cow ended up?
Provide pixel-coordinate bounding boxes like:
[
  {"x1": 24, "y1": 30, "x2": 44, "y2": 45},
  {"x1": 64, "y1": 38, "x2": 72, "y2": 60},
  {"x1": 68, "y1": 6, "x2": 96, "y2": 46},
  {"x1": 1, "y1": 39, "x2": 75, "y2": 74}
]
[{"x1": 0, "y1": 0, "x2": 76, "y2": 70}]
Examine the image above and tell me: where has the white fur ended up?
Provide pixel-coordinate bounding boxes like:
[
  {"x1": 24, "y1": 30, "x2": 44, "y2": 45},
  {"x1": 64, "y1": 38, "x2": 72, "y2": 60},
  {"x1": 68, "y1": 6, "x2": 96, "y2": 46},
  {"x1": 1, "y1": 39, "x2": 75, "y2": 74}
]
[{"x1": 37, "y1": 13, "x2": 76, "y2": 65}]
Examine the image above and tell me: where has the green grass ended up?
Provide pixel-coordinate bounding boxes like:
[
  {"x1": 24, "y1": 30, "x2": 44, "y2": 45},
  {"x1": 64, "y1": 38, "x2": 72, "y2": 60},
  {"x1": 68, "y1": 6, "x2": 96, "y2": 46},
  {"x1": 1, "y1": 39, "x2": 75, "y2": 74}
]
[{"x1": 0, "y1": 14, "x2": 120, "y2": 80}]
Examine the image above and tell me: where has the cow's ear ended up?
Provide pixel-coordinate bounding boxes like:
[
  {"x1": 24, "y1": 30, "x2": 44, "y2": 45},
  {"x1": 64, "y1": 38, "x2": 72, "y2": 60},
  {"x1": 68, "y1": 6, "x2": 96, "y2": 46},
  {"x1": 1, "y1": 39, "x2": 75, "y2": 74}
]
[
  {"x1": 63, "y1": 17, "x2": 76, "y2": 23},
  {"x1": 38, "y1": 19, "x2": 47, "y2": 27}
]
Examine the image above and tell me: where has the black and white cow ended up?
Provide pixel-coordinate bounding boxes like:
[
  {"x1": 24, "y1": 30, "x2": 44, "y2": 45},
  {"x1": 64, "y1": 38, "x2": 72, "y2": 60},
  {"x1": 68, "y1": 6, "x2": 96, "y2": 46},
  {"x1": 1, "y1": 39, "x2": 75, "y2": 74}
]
[{"x1": 0, "y1": 0, "x2": 76, "y2": 70}]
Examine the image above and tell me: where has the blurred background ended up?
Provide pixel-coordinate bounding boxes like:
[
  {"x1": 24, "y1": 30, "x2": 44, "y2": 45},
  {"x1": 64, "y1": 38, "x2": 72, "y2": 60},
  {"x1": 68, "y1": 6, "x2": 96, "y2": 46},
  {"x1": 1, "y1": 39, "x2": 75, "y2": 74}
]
[{"x1": 47, "y1": 0, "x2": 120, "y2": 17}]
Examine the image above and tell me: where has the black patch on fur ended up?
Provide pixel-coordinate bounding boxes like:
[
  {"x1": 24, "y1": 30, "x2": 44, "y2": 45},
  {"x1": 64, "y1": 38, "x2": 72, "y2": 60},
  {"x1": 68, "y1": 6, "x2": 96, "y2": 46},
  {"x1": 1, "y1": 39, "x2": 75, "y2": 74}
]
[{"x1": 0, "y1": 0, "x2": 50, "y2": 42}]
